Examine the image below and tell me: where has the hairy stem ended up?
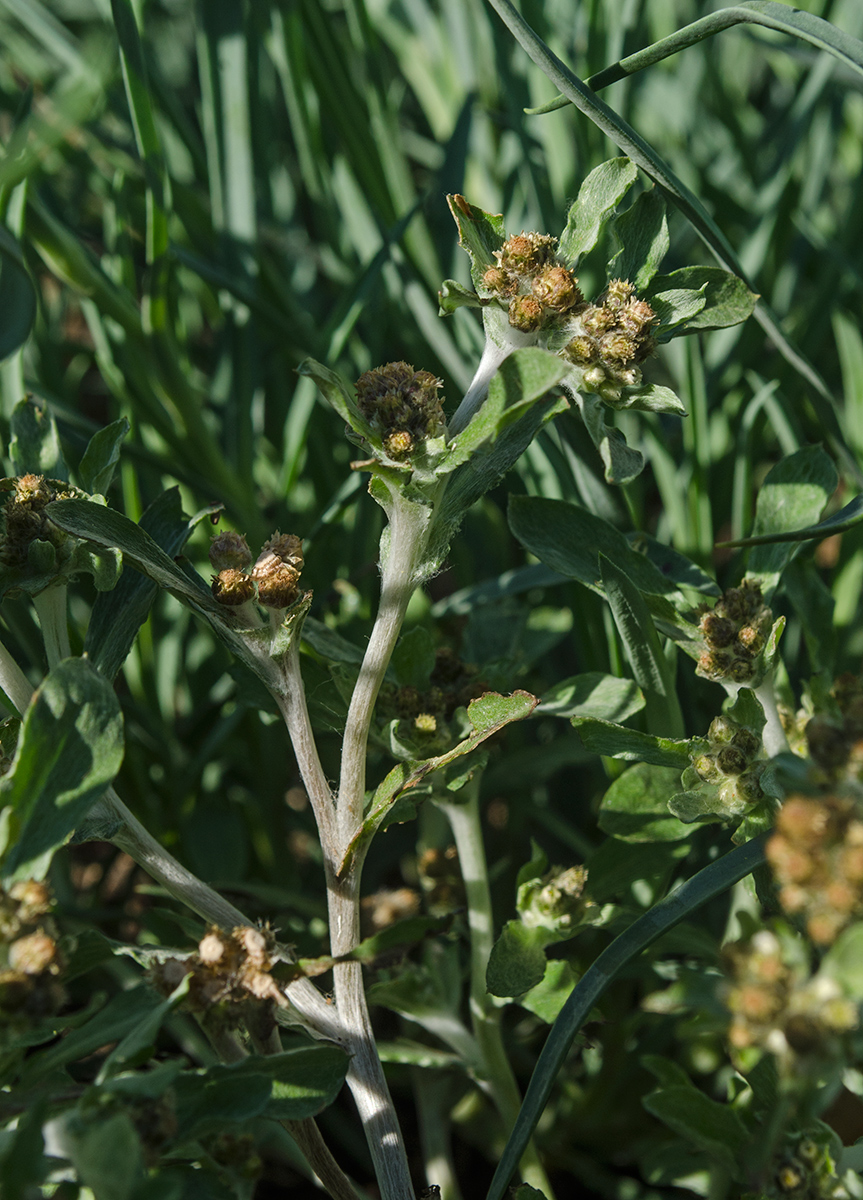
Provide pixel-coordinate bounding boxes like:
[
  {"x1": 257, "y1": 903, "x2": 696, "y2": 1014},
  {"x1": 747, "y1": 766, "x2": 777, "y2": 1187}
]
[
  {"x1": 754, "y1": 674, "x2": 790, "y2": 757},
  {"x1": 336, "y1": 496, "x2": 429, "y2": 845},
  {"x1": 276, "y1": 637, "x2": 338, "y2": 855},
  {"x1": 437, "y1": 787, "x2": 553, "y2": 1197}
]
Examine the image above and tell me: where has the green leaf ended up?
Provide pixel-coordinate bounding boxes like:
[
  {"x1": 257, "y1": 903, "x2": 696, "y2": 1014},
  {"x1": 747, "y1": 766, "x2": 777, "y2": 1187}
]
[
  {"x1": 572, "y1": 717, "x2": 692, "y2": 768},
  {"x1": 20, "y1": 986, "x2": 162, "y2": 1085},
  {"x1": 646, "y1": 267, "x2": 757, "y2": 334},
  {"x1": 598, "y1": 763, "x2": 693, "y2": 842},
  {"x1": 538, "y1": 672, "x2": 644, "y2": 721},
  {"x1": 58, "y1": 1111, "x2": 143, "y2": 1200},
  {"x1": 559, "y1": 157, "x2": 638, "y2": 267},
  {"x1": 440, "y1": 347, "x2": 569, "y2": 472},
  {"x1": 608, "y1": 188, "x2": 668, "y2": 289},
  {"x1": 344, "y1": 690, "x2": 537, "y2": 869},
  {"x1": 84, "y1": 489, "x2": 212, "y2": 680},
  {"x1": 627, "y1": 532, "x2": 721, "y2": 597},
  {"x1": 512, "y1": 1187, "x2": 550, "y2": 1200},
  {"x1": 746, "y1": 446, "x2": 838, "y2": 597},
  {"x1": 518, "y1": 959, "x2": 578, "y2": 1024},
  {"x1": 296, "y1": 357, "x2": 377, "y2": 446},
  {"x1": 645, "y1": 286, "x2": 706, "y2": 334},
  {"x1": 1, "y1": 658, "x2": 124, "y2": 881},
  {"x1": 642, "y1": 1085, "x2": 749, "y2": 1179},
  {"x1": 438, "y1": 278, "x2": 483, "y2": 315},
  {"x1": 485, "y1": 835, "x2": 767, "y2": 1200},
  {"x1": 174, "y1": 1047, "x2": 349, "y2": 1137},
  {"x1": 486, "y1": 919, "x2": 548, "y2": 997},
  {"x1": 508, "y1": 496, "x2": 677, "y2": 600},
  {"x1": 391, "y1": 625, "x2": 435, "y2": 689},
  {"x1": 445, "y1": 193, "x2": 506, "y2": 289},
  {"x1": 9, "y1": 398, "x2": 67, "y2": 480},
  {"x1": 98, "y1": 977, "x2": 190, "y2": 1081},
  {"x1": 0, "y1": 1100, "x2": 48, "y2": 1200},
  {"x1": 575, "y1": 391, "x2": 644, "y2": 484},
  {"x1": 0, "y1": 230, "x2": 37, "y2": 364},
  {"x1": 599, "y1": 555, "x2": 684, "y2": 736},
  {"x1": 423, "y1": 350, "x2": 569, "y2": 575},
  {"x1": 78, "y1": 417, "x2": 129, "y2": 495},
  {"x1": 621, "y1": 383, "x2": 686, "y2": 416},
  {"x1": 719, "y1": 492, "x2": 863, "y2": 549}
]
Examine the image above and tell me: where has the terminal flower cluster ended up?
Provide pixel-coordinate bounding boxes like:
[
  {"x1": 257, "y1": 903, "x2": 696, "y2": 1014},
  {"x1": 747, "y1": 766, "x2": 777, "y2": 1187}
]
[
  {"x1": 210, "y1": 530, "x2": 304, "y2": 614},
  {"x1": 151, "y1": 924, "x2": 285, "y2": 1017},
  {"x1": 355, "y1": 360, "x2": 446, "y2": 460},
  {"x1": 560, "y1": 278, "x2": 658, "y2": 404},
  {"x1": 696, "y1": 580, "x2": 774, "y2": 684},
  {"x1": 684, "y1": 716, "x2": 766, "y2": 816}
]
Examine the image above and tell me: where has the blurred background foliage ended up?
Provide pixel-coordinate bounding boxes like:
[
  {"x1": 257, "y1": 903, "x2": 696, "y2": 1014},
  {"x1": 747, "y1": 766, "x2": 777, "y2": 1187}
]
[{"x1": 2, "y1": 0, "x2": 863, "y2": 1193}]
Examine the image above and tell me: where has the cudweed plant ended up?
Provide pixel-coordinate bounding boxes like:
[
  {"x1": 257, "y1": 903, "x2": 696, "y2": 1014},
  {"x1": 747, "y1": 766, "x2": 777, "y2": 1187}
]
[{"x1": 2, "y1": 2, "x2": 863, "y2": 1200}]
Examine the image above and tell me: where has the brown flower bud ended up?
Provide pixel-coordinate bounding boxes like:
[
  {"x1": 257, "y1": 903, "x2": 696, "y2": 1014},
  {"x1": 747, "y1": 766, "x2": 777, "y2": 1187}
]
[
  {"x1": 701, "y1": 613, "x2": 737, "y2": 649},
  {"x1": 716, "y1": 745, "x2": 748, "y2": 776},
  {"x1": 209, "y1": 532, "x2": 252, "y2": 571},
  {"x1": 212, "y1": 569, "x2": 255, "y2": 606},
  {"x1": 599, "y1": 331, "x2": 637, "y2": 364},
  {"x1": 498, "y1": 232, "x2": 555, "y2": 274},
  {"x1": 254, "y1": 564, "x2": 300, "y2": 609},
  {"x1": 603, "y1": 279, "x2": 635, "y2": 309},
  {"x1": 259, "y1": 533, "x2": 303, "y2": 570},
  {"x1": 482, "y1": 266, "x2": 516, "y2": 296},
  {"x1": 508, "y1": 295, "x2": 544, "y2": 332},
  {"x1": 532, "y1": 265, "x2": 582, "y2": 313}
]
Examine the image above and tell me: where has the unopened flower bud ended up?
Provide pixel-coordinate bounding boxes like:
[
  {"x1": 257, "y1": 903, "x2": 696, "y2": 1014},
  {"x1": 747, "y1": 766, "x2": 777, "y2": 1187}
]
[
  {"x1": 508, "y1": 295, "x2": 544, "y2": 332},
  {"x1": 498, "y1": 232, "x2": 555, "y2": 274},
  {"x1": 482, "y1": 266, "x2": 516, "y2": 296},
  {"x1": 563, "y1": 335, "x2": 598, "y2": 365},
  {"x1": 255, "y1": 564, "x2": 300, "y2": 609},
  {"x1": 532, "y1": 265, "x2": 582, "y2": 312},
  {"x1": 603, "y1": 279, "x2": 635, "y2": 309},
  {"x1": 716, "y1": 745, "x2": 748, "y2": 776},
  {"x1": 701, "y1": 614, "x2": 737, "y2": 649},
  {"x1": 259, "y1": 533, "x2": 303, "y2": 570},
  {"x1": 209, "y1": 532, "x2": 252, "y2": 570},
  {"x1": 414, "y1": 713, "x2": 437, "y2": 735},
  {"x1": 212, "y1": 569, "x2": 255, "y2": 606}
]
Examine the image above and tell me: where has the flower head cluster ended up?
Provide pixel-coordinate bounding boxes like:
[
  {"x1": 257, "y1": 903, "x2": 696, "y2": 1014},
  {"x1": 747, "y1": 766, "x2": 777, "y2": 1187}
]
[
  {"x1": 696, "y1": 580, "x2": 774, "y2": 684},
  {"x1": 561, "y1": 279, "x2": 658, "y2": 403},
  {"x1": 210, "y1": 530, "x2": 304, "y2": 613},
  {"x1": 722, "y1": 929, "x2": 856, "y2": 1063},
  {"x1": 518, "y1": 864, "x2": 592, "y2": 936},
  {"x1": 766, "y1": 794, "x2": 863, "y2": 945},
  {"x1": 0, "y1": 880, "x2": 65, "y2": 1029},
  {"x1": 682, "y1": 716, "x2": 766, "y2": 817},
  {"x1": 0, "y1": 474, "x2": 75, "y2": 566},
  {"x1": 482, "y1": 232, "x2": 583, "y2": 337},
  {"x1": 355, "y1": 361, "x2": 446, "y2": 460},
  {"x1": 150, "y1": 924, "x2": 285, "y2": 1017},
  {"x1": 379, "y1": 648, "x2": 487, "y2": 745}
]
